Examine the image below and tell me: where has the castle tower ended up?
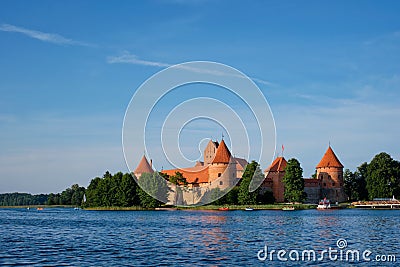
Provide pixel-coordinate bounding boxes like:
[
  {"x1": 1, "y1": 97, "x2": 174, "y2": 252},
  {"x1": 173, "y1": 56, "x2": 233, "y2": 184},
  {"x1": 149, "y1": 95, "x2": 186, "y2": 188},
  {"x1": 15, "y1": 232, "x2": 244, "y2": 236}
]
[
  {"x1": 208, "y1": 139, "x2": 236, "y2": 189},
  {"x1": 134, "y1": 155, "x2": 154, "y2": 178},
  {"x1": 316, "y1": 146, "x2": 347, "y2": 202},
  {"x1": 264, "y1": 157, "x2": 287, "y2": 203},
  {"x1": 204, "y1": 140, "x2": 219, "y2": 165}
]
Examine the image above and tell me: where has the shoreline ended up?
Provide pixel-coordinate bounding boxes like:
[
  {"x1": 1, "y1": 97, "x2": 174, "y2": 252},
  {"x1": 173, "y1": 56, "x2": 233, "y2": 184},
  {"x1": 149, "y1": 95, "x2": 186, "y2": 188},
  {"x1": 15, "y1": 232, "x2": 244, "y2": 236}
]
[
  {"x1": 2, "y1": 204, "x2": 400, "y2": 211},
  {"x1": 0, "y1": 204, "x2": 318, "y2": 211}
]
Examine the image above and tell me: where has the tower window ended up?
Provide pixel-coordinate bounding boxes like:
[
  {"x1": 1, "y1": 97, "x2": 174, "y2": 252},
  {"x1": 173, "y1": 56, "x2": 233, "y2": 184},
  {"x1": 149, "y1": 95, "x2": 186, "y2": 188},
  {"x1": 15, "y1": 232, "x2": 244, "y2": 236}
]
[
  {"x1": 218, "y1": 173, "x2": 221, "y2": 177},
  {"x1": 219, "y1": 181, "x2": 223, "y2": 185},
  {"x1": 323, "y1": 183, "x2": 326, "y2": 187},
  {"x1": 332, "y1": 182, "x2": 335, "y2": 186}
]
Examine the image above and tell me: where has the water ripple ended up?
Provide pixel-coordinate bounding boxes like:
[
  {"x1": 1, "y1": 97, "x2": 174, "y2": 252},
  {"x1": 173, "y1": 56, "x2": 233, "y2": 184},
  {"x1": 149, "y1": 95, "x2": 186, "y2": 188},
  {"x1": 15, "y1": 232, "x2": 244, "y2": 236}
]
[{"x1": 0, "y1": 208, "x2": 399, "y2": 266}]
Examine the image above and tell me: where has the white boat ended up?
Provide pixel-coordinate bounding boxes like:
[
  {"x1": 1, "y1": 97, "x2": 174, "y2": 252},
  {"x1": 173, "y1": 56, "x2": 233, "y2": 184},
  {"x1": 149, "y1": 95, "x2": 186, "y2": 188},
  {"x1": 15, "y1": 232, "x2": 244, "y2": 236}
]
[
  {"x1": 317, "y1": 198, "x2": 331, "y2": 209},
  {"x1": 282, "y1": 206, "x2": 295, "y2": 211},
  {"x1": 245, "y1": 207, "x2": 254, "y2": 211}
]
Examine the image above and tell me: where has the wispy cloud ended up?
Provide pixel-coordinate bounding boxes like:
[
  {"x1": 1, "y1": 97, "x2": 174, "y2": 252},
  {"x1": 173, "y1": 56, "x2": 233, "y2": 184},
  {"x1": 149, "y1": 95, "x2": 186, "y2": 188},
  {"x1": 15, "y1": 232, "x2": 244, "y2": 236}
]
[
  {"x1": 107, "y1": 51, "x2": 274, "y2": 86},
  {"x1": 363, "y1": 30, "x2": 400, "y2": 46},
  {"x1": 107, "y1": 52, "x2": 171, "y2": 67},
  {"x1": 0, "y1": 23, "x2": 94, "y2": 47}
]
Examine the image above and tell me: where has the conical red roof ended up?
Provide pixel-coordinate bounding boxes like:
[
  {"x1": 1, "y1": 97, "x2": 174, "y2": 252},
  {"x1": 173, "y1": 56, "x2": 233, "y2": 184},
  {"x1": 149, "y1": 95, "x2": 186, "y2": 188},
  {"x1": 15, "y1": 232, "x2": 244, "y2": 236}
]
[
  {"x1": 316, "y1": 146, "x2": 343, "y2": 168},
  {"x1": 212, "y1": 139, "x2": 231, "y2": 164},
  {"x1": 265, "y1": 157, "x2": 287, "y2": 172},
  {"x1": 134, "y1": 155, "x2": 154, "y2": 174}
]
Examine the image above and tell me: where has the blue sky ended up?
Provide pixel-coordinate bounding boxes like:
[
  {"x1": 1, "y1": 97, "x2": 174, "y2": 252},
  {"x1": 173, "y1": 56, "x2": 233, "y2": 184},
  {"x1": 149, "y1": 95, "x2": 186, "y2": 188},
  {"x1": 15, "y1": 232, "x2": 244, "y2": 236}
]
[{"x1": 1, "y1": 0, "x2": 400, "y2": 194}]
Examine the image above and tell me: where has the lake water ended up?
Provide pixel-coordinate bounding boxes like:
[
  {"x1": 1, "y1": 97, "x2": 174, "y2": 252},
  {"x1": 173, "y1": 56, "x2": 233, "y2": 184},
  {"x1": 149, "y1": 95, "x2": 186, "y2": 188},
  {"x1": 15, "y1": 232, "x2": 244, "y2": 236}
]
[{"x1": 0, "y1": 208, "x2": 398, "y2": 266}]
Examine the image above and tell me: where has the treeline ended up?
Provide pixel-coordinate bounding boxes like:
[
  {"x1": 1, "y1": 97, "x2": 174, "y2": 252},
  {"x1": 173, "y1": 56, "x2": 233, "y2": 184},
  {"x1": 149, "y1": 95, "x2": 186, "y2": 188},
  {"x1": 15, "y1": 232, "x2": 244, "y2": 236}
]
[
  {"x1": 47, "y1": 184, "x2": 86, "y2": 206},
  {"x1": 344, "y1": 152, "x2": 400, "y2": 201},
  {"x1": 0, "y1": 184, "x2": 86, "y2": 207},
  {"x1": 84, "y1": 171, "x2": 169, "y2": 208},
  {"x1": 0, "y1": 193, "x2": 48, "y2": 206}
]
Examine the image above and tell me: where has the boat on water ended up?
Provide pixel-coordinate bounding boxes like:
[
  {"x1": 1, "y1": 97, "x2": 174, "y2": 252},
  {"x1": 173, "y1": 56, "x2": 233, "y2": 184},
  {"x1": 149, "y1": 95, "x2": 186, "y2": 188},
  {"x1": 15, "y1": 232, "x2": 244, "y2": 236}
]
[
  {"x1": 244, "y1": 207, "x2": 254, "y2": 211},
  {"x1": 218, "y1": 207, "x2": 229, "y2": 211},
  {"x1": 317, "y1": 198, "x2": 331, "y2": 210},
  {"x1": 155, "y1": 207, "x2": 178, "y2": 211},
  {"x1": 282, "y1": 206, "x2": 295, "y2": 211},
  {"x1": 36, "y1": 207, "x2": 44, "y2": 211}
]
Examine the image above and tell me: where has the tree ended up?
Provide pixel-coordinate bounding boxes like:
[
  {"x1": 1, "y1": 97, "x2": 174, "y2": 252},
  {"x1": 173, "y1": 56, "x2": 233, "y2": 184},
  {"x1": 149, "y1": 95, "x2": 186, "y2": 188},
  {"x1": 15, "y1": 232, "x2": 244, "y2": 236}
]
[
  {"x1": 209, "y1": 187, "x2": 224, "y2": 205},
  {"x1": 85, "y1": 177, "x2": 102, "y2": 207},
  {"x1": 70, "y1": 184, "x2": 86, "y2": 206},
  {"x1": 354, "y1": 163, "x2": 368, "y2": 200},
  {"x1": 119, "y1": 173, "x2": 139, "y2": 207},
  {"x1": 238, "y1": 161, "x2": 263, "y2": 205},
  {"x1": 257, "y1": 190, "x2": 275, "y2": 204},
  {"x1": 366, "y1": 153, "x2": 400, "y2": 199},
  {"x1": 221, "y1": 186, "x2": 239, "y2": 205},
  {"x1": 344, "y1": 169, "x2": 356, "y2": 200},
  {"x1": 283, "y1": 158, "x2": 306, "y2": 203},
  {"x1": 137, "y1": 172, "x2": 169, "y2": 208}
]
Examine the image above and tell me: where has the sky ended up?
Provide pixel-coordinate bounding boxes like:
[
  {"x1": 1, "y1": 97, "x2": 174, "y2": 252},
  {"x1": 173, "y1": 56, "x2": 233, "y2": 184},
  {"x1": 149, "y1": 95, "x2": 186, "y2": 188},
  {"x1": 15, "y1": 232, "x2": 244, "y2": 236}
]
[{"x1": 1, "y1": 0, "x2": 400, "y2": 194}]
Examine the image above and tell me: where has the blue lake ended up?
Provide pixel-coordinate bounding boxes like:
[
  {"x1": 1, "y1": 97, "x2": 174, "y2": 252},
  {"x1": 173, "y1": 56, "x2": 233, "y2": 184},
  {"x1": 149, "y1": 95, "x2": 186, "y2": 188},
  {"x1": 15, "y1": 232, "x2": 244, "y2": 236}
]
[{"x1": 0, "y1": 208, "x2": 399, "y2": 266}]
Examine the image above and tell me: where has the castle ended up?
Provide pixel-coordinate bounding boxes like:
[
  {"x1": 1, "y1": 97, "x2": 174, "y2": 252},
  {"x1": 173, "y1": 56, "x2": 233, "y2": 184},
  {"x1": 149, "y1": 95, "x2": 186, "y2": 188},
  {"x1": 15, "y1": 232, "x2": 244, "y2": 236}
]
[
  {"x1": 134, "y1": 140, "x2": 347, "y2": 204},
  {"x1": 134, "y1": 139, "x2": 247, "y2": 191},
  {"x1": 261, "y1": 146, "x2": 347, "y2": 203}
]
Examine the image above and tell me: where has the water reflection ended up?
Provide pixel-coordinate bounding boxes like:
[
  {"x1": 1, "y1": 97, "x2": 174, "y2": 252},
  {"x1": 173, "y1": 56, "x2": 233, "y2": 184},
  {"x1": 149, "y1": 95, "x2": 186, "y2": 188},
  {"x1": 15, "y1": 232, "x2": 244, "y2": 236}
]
[{"x1": 0, "y1": 208, "x2": 399, "y2": 266}]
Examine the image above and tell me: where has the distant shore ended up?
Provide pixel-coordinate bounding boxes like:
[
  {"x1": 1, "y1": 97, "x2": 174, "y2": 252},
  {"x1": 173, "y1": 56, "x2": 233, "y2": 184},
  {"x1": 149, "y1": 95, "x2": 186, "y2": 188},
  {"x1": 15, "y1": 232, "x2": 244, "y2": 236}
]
[{"x1": 1, "y1": 203, "x2": 358, "y2": 211}]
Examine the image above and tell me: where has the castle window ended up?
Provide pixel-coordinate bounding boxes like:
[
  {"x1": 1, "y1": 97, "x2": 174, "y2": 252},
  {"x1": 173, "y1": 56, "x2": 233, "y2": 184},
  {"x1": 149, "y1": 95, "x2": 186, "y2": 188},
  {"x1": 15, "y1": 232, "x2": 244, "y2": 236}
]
[
  {"x1": 332, "y1": 182, "x2": 335, "y2": 186},
  {"x1": 218, "y1": 173, "x2": 221, "y2": 177},
  {"x1": 323, "y1": 183, "x2": 326, "y2": 187},
  {"x1": 219, "y1": 181, "x2": 223, "y2": 185}
]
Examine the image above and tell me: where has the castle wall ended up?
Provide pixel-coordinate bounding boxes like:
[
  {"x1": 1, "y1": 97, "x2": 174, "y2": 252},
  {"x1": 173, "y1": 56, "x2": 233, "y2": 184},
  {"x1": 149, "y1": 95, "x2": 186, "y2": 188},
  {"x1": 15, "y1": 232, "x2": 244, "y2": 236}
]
[
  {"x1": 304, "y1": 179, "x2": 321, "y2": 204},
  {"x1": 317, "y1": 167, "x2": 347, "y2": 202},
  {"x1": 208, "y1": 162, "x2": 236, "y2": 190},
  {"x1": 265, "y1": 171, "x2": 285, "y2": 203},
  {"x1": 317, "y1": 167, "x2": 344, "y2": 188}
]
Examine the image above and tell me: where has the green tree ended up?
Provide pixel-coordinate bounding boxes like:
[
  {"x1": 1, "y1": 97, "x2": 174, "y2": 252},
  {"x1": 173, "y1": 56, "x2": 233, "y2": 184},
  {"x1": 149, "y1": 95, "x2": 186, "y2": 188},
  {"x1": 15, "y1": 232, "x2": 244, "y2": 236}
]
[
  {"x1": 220, "y1": 186, "x2": 239, "y2": 205},
  {"x1": 238, "y1": 161, "x2": 263, "y2": 205},
  {"x1": 366, "y1": 152, "x2": 400, "y2": 199},
  {"x1": 70, "y1": 184, "x2": 86, "y2": 206},
  {"x1": 119, "y1": 173, "x2": 139, "y2": 207},
  {"x1": 344, "y1": 169, "x2": 356, "y2": 200},
  {"x1": 257, "y1": 190, "x2": 275, "y2": 204},
  {"x1": 85, "y1": 177, "x2": 102, "y2": 207},
  {"x1": 283, "y1": 158, "x2": 306, "y2": 203},
  {"x1": 354, "y1": 163, "x2": 368, "y2": 200},
  {"x1": 137, "y1": 172, "x2": 169, "y2": 208}
]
